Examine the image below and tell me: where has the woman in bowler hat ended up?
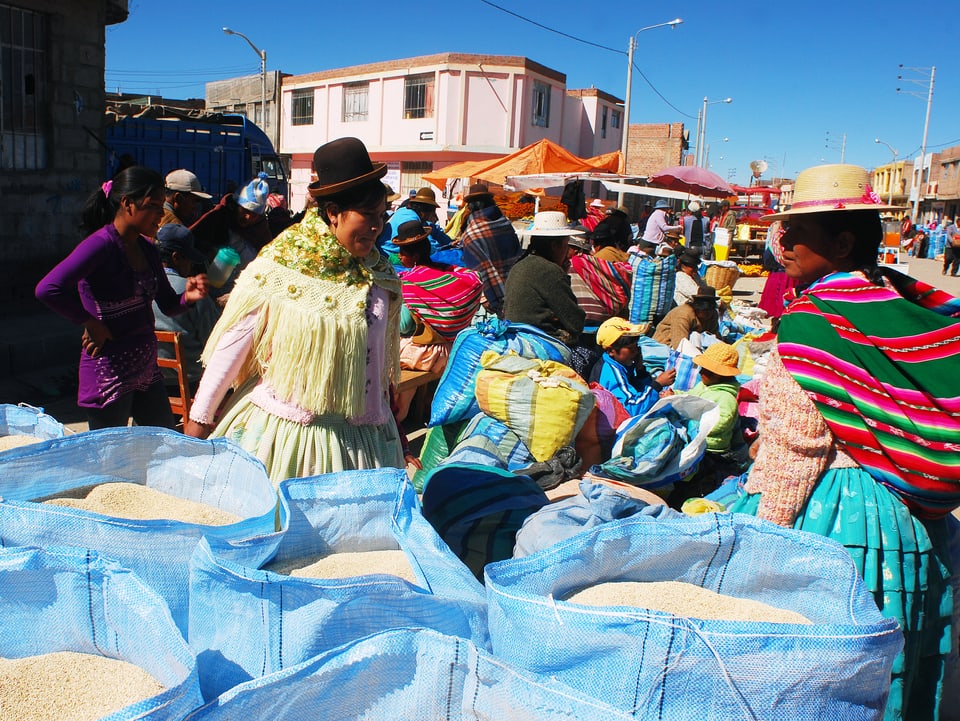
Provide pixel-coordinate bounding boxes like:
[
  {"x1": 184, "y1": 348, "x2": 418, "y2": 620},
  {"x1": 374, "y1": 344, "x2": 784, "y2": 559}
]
[{"x1": 185, "y1": 137, "x2": 407, "y2": 482}]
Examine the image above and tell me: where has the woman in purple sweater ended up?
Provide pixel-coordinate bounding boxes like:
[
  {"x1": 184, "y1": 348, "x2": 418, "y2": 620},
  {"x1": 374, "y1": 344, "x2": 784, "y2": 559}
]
[{"x1": 36, "y1": 167, "x2": 208, "y2": 429}]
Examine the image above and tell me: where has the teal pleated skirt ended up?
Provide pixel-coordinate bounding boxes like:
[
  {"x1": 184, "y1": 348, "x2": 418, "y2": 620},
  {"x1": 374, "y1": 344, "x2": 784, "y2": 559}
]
[{"x1": 729, "y1": 467, "x2": 953, "y2": 721}]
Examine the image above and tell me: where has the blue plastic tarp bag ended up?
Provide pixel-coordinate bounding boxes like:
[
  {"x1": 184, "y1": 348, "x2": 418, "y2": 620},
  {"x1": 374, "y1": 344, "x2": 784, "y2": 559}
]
[
  {"x1": 188, "y1": 468, "x2": 488, "y2": 702},
  {"x1": 0, "y1": 427, "x2": 283, "y2": 635},
  {"x1": 183, "y1": 628, "x2": 634, "y2": 721},
  {"x1": 486, "y1": 513, "x2": 903, "y2": 720},
  {"x1": 0, "y1": 544, "x2": 203, "y2": 720},
  {"x1": 450, "y1": 412, "x2": 535, "y2": 470},
  {"x1": 628, "y1": 252, "x2": 676, "y2": 324},
  {"x1": 429, "y1": 319, "x2": 571, "y2": 427},
  {"x1": 0, "y1": 402, "x2": 66, "y2": 445}
]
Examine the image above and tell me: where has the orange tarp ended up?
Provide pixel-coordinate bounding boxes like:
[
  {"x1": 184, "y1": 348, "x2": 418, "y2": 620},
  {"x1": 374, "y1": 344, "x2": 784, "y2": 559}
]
[{"x1": 422, "y1": 139, "x2": 621, "y2": 187}]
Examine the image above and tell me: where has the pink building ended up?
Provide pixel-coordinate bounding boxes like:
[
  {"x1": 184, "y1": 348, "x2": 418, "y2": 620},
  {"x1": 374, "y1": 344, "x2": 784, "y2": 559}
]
[{"x1": 280, "y1": 52, "x2": 624, "y2": 212}]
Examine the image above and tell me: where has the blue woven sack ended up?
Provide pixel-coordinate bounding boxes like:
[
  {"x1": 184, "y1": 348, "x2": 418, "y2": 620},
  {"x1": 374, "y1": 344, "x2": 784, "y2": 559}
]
[
  {"x1": 429, "y1": 319, "x2": 571, "y2": 427},
  {"x1": 0, "y1": 427, "x2": 282, "y2": 634},
  {"x1": 188, "y1": 468, "x2": 487, "y2": 701},
  {"x1": 183, "y1": 628, "x2": 633, "y2": 721},
  {"x1": 486, "y1": 513, "x2": 903, "y2": 720},
  {"x1": 0, "y1": 402, "x2": 66, "y2": 444},
  {"x1": 628, "y1": 253, "x2": 676, "y2": 324},
  {"x1": 667, "y1": 347, "x2": 700, "y2": 392},
  {"x1": 452, "y1": 412, "x2": 535, "y2": 470},
  {"x1": 0, "y1": 545, "x2": 203, "y2": 720}
]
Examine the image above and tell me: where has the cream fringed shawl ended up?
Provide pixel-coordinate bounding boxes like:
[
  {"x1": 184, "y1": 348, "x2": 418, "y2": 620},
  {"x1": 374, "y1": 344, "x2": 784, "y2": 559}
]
[{"x1": 201, "y1": 209, "x2": 401, "y2": 419}]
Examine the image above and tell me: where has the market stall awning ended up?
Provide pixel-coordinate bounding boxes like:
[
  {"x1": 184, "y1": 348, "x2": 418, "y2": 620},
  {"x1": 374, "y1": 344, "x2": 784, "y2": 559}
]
[
  {"x1": 731, "y1": 184, "x2": 783, "y2": 195},
  {"x1": 504, "y1": 172, "x2": 632, "y2": 192},
  {"x1": 422, "y1": 139, "x2": 621, "y2": 188}
]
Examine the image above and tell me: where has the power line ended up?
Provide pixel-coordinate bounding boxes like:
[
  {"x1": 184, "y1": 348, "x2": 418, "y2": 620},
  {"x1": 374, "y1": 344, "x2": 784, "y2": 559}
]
[{"x1": 105, "y1": 64, "x2": 254, "y2": 77}]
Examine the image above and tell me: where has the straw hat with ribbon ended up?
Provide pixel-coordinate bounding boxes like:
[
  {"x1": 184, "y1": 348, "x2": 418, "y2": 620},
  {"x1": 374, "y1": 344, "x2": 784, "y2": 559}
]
[{"x1": 764, "y1": 164, "x2": 898, "y2": 220}]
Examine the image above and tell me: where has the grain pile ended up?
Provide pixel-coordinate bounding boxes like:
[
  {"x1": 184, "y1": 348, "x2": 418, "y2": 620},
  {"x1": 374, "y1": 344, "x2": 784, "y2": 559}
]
[
  {"x1": 42, "y1": 482, "x2": 241, "y2": 526},
  {"x1": 0, "y1": 651, "x2": 165, "y2": 721},
  {"x1": 0, "y1": 434, "x2": 41, "y2": 452},
  {"x1": 266, "y1": 549, "x2": 417, "y2": 583},
  {"x1": 564, "y1": 581, "x2": 812, "y2": 624}
]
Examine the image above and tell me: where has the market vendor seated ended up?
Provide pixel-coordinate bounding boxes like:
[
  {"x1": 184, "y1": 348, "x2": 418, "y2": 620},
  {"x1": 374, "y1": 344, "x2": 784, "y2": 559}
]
[
  {"x1": 652, "y1": 286, "x2": 720, "y2": 349},
  {"x1": 590, "y1": 317, "x2": 676, "y2": 417}
]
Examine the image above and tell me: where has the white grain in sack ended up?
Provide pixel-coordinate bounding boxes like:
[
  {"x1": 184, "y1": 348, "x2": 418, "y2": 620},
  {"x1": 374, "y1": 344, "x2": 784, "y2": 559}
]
[
  {"x1": 267, "y1": 549, "x2": 417, "y2": 583},
  {"x1": 564, "y1": 581, "x2": 811, "y2": 624},
  {"x1": 42, "y1": 482, "x2": 241, "y2": 526},
  {"x1": 0, "y1": 434, "x2": 40, "y2": 451},
  {"x1": 0, "y1": 651, "x2": 165, "y2": 721}
]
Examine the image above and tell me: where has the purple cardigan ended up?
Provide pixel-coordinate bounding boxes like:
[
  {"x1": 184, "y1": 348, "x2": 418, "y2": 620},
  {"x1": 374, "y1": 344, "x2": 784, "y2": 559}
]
[{"x1": 36, "y1": 223, "x2": 189, "y2": 408}]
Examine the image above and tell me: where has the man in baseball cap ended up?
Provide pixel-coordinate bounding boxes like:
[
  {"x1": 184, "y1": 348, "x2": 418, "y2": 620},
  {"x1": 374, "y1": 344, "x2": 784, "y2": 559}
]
[
  {"x1": 590, "y1": 317, "x2": 676, "y2": 417},
  {"x1": 160, "y1": 169, "x2": 212, "y2": 230}
]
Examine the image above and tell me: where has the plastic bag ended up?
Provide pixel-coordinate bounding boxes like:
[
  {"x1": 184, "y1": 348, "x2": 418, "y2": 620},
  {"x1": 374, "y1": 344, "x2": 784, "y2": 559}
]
[
  {"x1": 0, "y1": 402, "x2": 66, "y2": 445},
  {"x1": 628, "y1": 253, "x2": 676, "y2": 324},
  {"x1": 0, "y1": 544, "x2": 203, "y2": 720},
  {"x1": 486, "y1": 513, "x2": 903, "y2": 719}
]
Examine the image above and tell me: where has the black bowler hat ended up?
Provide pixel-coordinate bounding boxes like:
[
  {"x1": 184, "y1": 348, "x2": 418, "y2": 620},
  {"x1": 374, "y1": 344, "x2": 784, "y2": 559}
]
[{"x1": 308, "y1": 137, "x2": 387, "y2": 198}]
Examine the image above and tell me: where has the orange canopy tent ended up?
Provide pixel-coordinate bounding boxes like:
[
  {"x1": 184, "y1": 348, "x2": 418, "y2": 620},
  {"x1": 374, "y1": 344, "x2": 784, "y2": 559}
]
[{"x1": 421, "y1": 139, "x2": 621, "y2": 188}]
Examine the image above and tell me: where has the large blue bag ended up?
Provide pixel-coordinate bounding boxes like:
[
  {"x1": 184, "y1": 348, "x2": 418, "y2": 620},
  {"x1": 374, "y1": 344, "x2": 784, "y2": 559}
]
[
  {"x1": 0, "y1": 427, "x2": 282, "y2": 634},
  {"x1": 486, "y1": 513, "x2": 903, "y2": 720},
  {"x1": 0, "y1": 544, "x2": 203, "y2": 720},
  {"x1": 628, "y1": 252, "x2": 676, "y2": 324},
  {"x1": 189, "y1": 468, "x2": 487, "y2": 701},
  {"x1": 429, "y1": 319, "x2": 571, "y2": 427},
  {"x1": 183, "y1": 628, "x2": 633, "y2": 721},
  {"x1": 0, "y1": 402, "x2": 66, "y2": 444}
]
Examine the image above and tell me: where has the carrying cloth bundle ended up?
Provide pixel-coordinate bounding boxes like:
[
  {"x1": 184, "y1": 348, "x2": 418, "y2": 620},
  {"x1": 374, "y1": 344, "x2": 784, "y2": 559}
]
[
  {"x1": 400, "y1": 263, "x2": 483, "y2": 341},
  {"x1": 475, "y1": 351, "x2": 595, "y2": 462},
  {"x1": 485, "y1": 513, "x2": 904, "y2": 719},
  {"x1": 429, "y1": 319, "x2": 571, "y2": 427},
  {"x1": 189, "y1": 468, "x2": 487, "y2": 702},
  {"x1": 0, "y1": 427, "x2": 282, "y2": 634},
  {"x1": 592, "y1": 395, "x2": 718, "y2": 490},
  {"x1": 628, "y1": 252, "x2": 676, "y2": 324},
  {"x1": 182, "y1": 628, "x2": 634, "y2": 721},
  {"x1": 568, "y1": 254, "x2": 632, "y2": 320},
  {"x1": 0, "y1": 545, "x2": 203, "y2": 720},
  {"x1": 778, "y1": 269, "x2": 960, "y2": 518},
  {"x1": 0, "y1": 402, "x2": 66, "y2": 443}
]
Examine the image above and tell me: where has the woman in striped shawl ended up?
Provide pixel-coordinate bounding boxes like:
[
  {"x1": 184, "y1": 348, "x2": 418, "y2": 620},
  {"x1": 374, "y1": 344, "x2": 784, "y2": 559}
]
[
  {"x1": 394, "y1": 219, "x2": 482, "y2": 419},
  {"x1": 728, "y1": 164, "x2": 960, "y2": 721}
]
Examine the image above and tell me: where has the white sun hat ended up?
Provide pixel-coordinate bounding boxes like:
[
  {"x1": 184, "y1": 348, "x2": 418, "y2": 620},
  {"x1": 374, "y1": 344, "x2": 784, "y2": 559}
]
[{"x1": 523, "y1": 211, "x2": 585, "y2": 237}]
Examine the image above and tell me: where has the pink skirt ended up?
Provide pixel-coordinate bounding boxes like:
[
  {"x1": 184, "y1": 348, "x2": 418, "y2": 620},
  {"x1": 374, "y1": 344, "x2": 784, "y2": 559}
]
[{"x1": 758, "y1": 271, "x2": 796, "y2": 318}]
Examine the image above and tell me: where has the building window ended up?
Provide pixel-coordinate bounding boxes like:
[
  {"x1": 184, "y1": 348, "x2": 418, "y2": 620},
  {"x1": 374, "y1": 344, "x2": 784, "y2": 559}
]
[
  {"x1": 403, "y1": 74, "x2": 434, "y2": 120},
  {"x1": 532, "y1": 82, "x2": 550, "y2": 128},
  {"x1": 601, "y1": 107, "x2": 608, "y2": 139},
  {"x1": 291, "y1": 88, "x2": 314, "y2": 126},
  {"x1": 342, "y1": 82, "x2": 369, "y2": 122},
  {"x1": 611, "y1": 109, "x2": 620, "y2": 129},
  {"x1": 401, "y1": 161, "x2": 432, "y2": 194},
  {"x1": 0, "y1": 4, "x2": 48, "y2": 170}
]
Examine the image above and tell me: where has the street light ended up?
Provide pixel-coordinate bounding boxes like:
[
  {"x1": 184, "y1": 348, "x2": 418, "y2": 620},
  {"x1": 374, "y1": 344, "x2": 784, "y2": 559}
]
[
  {"x1": 695, "y1": 97, "x2": 731, "y2": 167},
  {"x1": 223, "y1": 27, "x2": 267, "y2": 134},
  {"x1": 874, "y1": 138, "x2": 898, "y2": 205},
  {"x1": 618, "y1": 17, "x2": 683, "y2": 205}
]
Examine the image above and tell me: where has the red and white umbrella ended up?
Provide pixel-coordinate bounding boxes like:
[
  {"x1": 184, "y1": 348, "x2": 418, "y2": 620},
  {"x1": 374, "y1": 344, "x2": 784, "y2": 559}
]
[{"x1": 647, "y1": 165, "x2": 736, "y2": 198}]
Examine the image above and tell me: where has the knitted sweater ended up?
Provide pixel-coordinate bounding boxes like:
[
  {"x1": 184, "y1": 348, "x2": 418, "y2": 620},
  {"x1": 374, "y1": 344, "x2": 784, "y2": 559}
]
[
  {"x1": 743, "y1": 347, "x2": 857, "y2": 526},
  {"x1": 503, "y1": 253, "x2": 585, "y2": 343}
]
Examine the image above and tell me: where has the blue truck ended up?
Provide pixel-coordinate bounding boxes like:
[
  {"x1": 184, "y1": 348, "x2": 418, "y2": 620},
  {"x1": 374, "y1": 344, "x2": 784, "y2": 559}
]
[{"x1": 104, "y1": 104, "x2": 288, "y2": 200}]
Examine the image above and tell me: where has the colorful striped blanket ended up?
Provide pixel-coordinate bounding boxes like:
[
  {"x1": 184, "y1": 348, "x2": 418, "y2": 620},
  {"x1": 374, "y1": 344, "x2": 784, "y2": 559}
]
[
  {"x1": 778, "y1": 270, "x2": 960, "y2": 518},
  {"x1": 400, "y1": 264, "x2": 483, "y2": 342},
  {"x1": 569, "y1": 254, "x2": 632, "y2": 319}
]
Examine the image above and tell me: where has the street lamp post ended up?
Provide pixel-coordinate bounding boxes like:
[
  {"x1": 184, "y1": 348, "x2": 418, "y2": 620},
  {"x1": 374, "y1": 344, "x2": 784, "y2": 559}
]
[
  {"x1": 223, "y1": 27, "x2": 267, "y2": 135},
  {"x1": 618, "y1": 17, "x2": 683, "y2": 205},
  {"x1": 874, "y1": 138, "x2": 898, "y2": 206},
  {"x1": 697, "y1": 97, "x2": 731, "y2": 168}
]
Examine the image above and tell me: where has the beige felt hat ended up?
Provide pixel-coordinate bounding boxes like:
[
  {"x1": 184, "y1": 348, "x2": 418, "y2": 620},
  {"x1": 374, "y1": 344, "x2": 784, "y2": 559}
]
[{"x1": 764, "y1": 164, "x2": 899, "y2": 220}]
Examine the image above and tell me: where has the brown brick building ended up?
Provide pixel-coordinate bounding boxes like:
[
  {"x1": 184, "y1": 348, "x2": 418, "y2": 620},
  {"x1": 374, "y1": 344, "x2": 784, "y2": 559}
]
[{"x1": 623, "y1": 122, "x2": 689, "y2": 177}]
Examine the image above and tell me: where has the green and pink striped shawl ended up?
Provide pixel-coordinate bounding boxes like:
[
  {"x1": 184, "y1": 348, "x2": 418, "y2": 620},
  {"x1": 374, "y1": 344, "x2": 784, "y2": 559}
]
[
  {"x1": 778, "y1": 270, "x2": 960, "y2": 519},
  {"x1": 400, "y1": 264, "x2": 483, "y2": 342}
]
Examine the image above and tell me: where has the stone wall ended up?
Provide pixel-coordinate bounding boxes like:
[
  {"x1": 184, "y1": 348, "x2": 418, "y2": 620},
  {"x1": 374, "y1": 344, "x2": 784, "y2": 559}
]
[{"x1": 0, "y1": 0, "x2": 112, "y2": 313}]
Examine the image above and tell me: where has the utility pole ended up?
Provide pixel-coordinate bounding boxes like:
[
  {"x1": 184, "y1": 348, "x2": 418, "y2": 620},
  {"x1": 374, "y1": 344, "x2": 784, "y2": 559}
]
[{"x1": 898, "y1": 65, "x2": 936, "y2": 223}]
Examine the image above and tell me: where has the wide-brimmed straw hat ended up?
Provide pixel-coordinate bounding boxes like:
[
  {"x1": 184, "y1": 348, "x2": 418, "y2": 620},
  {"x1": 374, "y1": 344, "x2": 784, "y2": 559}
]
[
  {"x1": 764, "y1": 164, "x2": 898, "y2": 220},
  {"x1": 409, "y1": 187, "x2": 440, "y2": 207},
  {"x1": 308, "y1": 137, "x2": 387, "y2": 198},
  {"x1": 394, "y1": 219, "x2": 431, "y2": 247},
  {"x1": 523, "y1": 211, "x2": 586, "y2": 238},
  {"x1": 693, "y1": 342, "x2": 741, "y2": 377}
]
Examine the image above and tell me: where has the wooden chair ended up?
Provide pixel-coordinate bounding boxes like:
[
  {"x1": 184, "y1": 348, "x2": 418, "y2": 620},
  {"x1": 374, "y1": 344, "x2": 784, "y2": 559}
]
[{"x1": 155, "y1": 330, "x2": 191, "y2": 425}]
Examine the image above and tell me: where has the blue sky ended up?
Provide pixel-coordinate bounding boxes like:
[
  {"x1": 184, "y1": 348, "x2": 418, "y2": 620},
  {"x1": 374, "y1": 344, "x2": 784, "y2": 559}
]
[{"x1": 106, "y1": 0, "x2": 958, "y2": 185}]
